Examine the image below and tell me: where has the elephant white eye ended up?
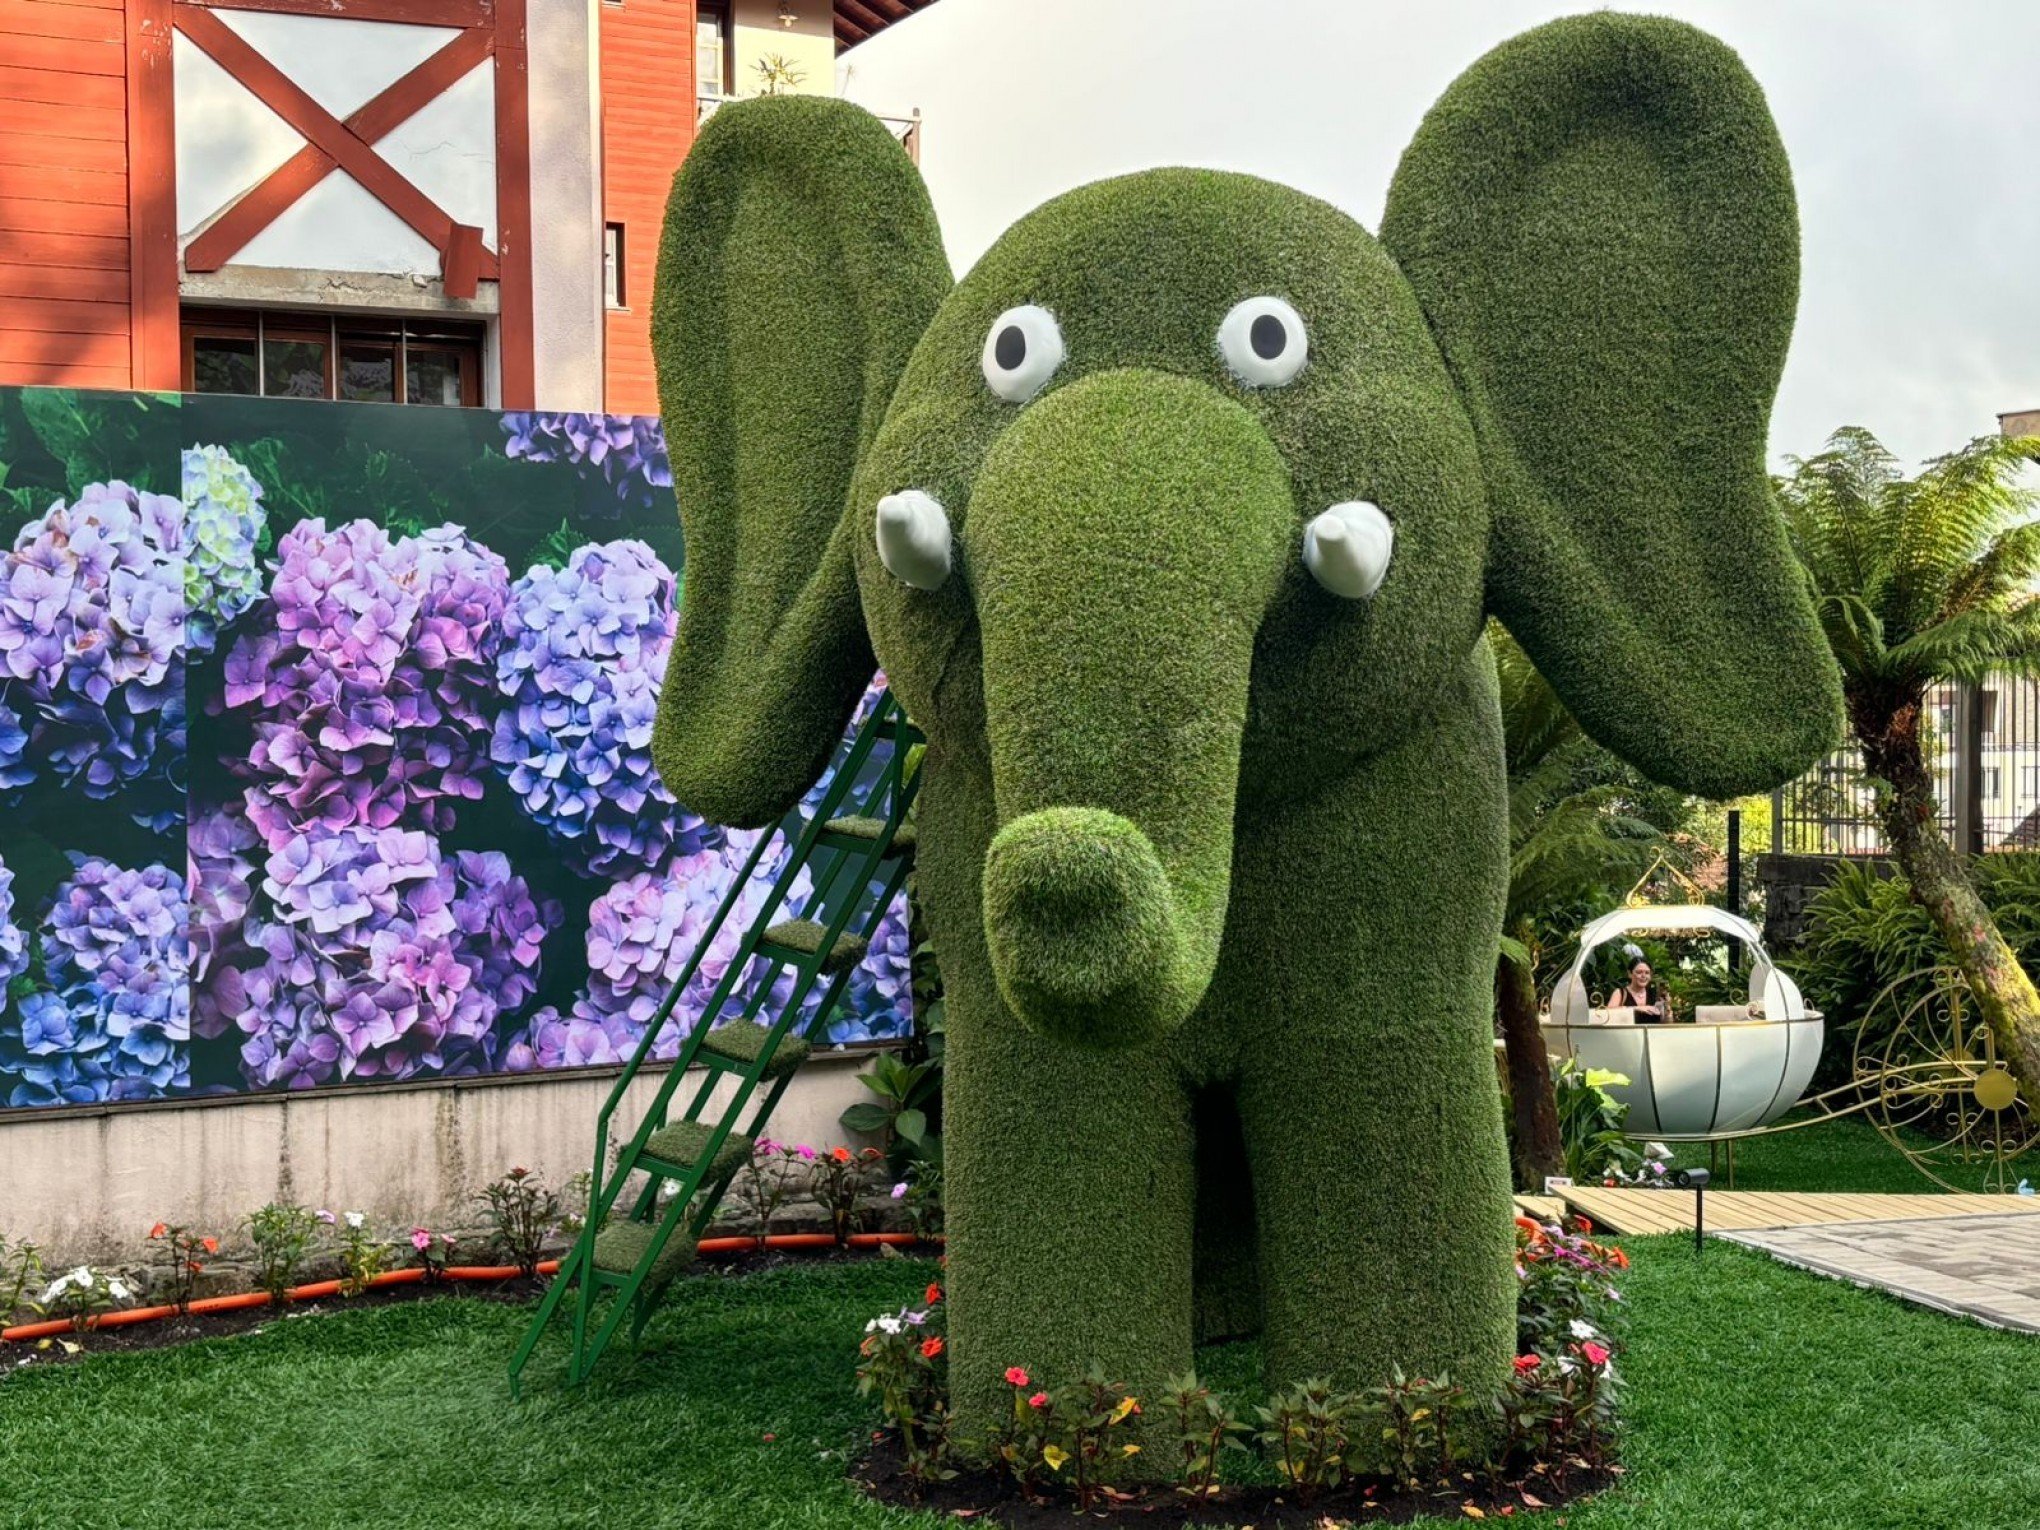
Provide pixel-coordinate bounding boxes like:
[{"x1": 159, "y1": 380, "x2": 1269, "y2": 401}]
[
  {"x1": 1217, "y1": 296, "x2": 1308, "y2": 388},
  {"x1": 981, "y1": 304, "x2": 1064, "y2": 403},
  {"x1": 1304, "y1": 500, "x2": 1394, "y2": 600}
]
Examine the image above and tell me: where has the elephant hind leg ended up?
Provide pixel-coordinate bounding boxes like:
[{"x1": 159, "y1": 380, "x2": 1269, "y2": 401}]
[{"x1": 1191, "y1": 1085, "x2": 1261, "y2": 1345}]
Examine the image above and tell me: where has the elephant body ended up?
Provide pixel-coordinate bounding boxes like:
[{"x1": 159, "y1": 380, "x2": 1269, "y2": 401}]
[
  {"x1": 921, "y1": 642, "x2": 1515, "y2": 1435},
  {"x1": 646, "y1": 11, "x2": 1844, "y2": 1465}
]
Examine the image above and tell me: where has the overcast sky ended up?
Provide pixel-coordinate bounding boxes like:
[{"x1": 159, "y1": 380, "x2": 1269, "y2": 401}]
[{"x1": 839, "y1": 0, "x2": 2039, "y2": 468}]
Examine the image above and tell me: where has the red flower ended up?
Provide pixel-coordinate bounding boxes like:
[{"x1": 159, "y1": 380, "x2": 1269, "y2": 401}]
[
  {"x1": 1513, "y1": 1355, "x2": 1540, "y2": 1375},
  {"x1": 831, "y1": 1146, "x2": 853, "y2": 1164},
  {"x1": 1005, "y1": 1366, "x2": 1030, "y2": 1387},
  {"x1": 920, "y1": 1337, "x2": 944, "y2": 1359},
  {"x1": 925, "y1": 1282, "x2": 943, "y2": 1305},
  {"x1": 1574, "y1": 1216, "x2": 1594, "y2": 1234},
  {"x1": 1581, "y1": 1341, "x2": 1611, "y2": 1367},
  {"x1": 148, "y1": 1222, "x2": 167, "y2": 1239},
  {"x1": 201, "y1": 1237, "x2": 219, "y2": 1255},
  {"x1": 1028, "y1": 1392, "x2": 1050, "y2": 1410},
  {"x1": 1609, "y1": 1246, "x2": 1630, "y2": 1271}
]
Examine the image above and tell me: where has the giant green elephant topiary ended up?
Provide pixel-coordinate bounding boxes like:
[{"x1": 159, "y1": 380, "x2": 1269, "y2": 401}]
[{"x1": 649, "y1": 13, "x2": 1843, "y2": 1451}]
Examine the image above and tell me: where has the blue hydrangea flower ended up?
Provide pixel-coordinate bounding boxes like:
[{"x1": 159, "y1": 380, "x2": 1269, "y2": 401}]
[
  {"x1": 180, "y1": 445, "x2": 268, "y2": 652},
  {"x1": 490, "y1": 540, "x2": 693, "y2": 877},
  {"x1": 499, "y1": 412, "x2": 672, "y2": 513}
]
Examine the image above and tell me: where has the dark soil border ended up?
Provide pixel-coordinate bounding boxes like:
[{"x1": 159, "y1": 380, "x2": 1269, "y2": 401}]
[{"x1": 855, "y1": 1435, "x2": 1620, "y2": 1526}]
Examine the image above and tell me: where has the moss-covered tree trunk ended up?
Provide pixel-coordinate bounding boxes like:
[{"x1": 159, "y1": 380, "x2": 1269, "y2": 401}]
[
  {"x1": 1860, "y1": 692, "x2": 2040, "y2": 1106},
  {"x1": 1495, "y1": 939, "x2": 1564, "y2": 1189}
]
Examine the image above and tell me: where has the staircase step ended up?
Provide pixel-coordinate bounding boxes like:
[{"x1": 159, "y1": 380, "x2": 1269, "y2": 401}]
[
  {"x1": 700, "y1": 1020, "x2": 809, "y2": 1079},
  {"x1": 760, "y1": 919, "x2": 869, "y2": 973},
  {"x1": 590, "y1": 1220, "x2": 696, "y2": 1286},
  {"x1": 639, "y1": 1119, "x2": 754, "y2": 1183},
  {"x1": 820, "y1": 815, "x2": 916, "y2": 858}
]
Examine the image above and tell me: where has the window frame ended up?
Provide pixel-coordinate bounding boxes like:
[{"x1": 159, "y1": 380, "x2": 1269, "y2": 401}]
[{"x1": 180, "y1": 307, "x2": 484, "y2": 408}]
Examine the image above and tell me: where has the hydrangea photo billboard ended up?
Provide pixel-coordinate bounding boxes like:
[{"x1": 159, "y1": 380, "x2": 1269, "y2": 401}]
[{"x1": 0, "y1": 388, "x2": 910, "y2": 1112}]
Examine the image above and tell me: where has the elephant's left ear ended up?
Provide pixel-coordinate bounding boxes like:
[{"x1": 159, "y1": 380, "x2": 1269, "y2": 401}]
[{"x1": 1381, "y1": 14, "x2": 1843, "y2": 799}]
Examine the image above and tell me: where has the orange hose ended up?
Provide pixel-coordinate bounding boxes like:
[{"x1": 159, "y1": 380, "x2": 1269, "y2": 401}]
[{"x1": 0, "y1": 1243, "x2": 899, "y2": 1343}]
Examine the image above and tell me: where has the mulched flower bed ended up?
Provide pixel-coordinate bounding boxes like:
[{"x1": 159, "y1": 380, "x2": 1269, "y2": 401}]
[{"x1": 856, "y1": 1436, "x2": 1618, "y2": 1526}]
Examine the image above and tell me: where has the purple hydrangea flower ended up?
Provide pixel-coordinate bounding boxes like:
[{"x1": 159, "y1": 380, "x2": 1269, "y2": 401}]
[
  {"x1": 0, "y1": 694, "x2": 33, "y2": 793},
  {"x1": 180, "y1": 445, "x2": 269, "y2": 651},
  {"x1": 223, "y1": 519, "x2": 508, "y2": 850},
  {"x1": 208, "y1": 823, "x2": 557, "y2": 1088},
  {"x1": 489, "y1": 540, "x2": 692, "y2": 877},
  {"x1": 0, "y1": 855, "x2": 26, "y2": 992},
  {"x1": 0, "y1": 482, "x2": 187, "y2": 806},
  {"x1": 496, "y1": 1004, "x2": 639, "y2": 1071},
  {"x1": 499, "y1": 413, "x2": 672, "y2": 511},
  {"x1": 829, "y1": 900, "x2": 913, "y2": 1044}
]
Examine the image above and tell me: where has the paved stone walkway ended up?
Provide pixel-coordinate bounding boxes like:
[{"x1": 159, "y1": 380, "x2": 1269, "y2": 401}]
[{"x1": 1720, "y1": 1212, "x2": 2040, "y2": 1334}]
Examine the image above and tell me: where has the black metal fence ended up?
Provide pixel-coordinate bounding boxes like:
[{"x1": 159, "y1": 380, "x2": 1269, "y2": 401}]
[{"x1": 1774, "y1": 676, "x2": 2040, "y2": 856}]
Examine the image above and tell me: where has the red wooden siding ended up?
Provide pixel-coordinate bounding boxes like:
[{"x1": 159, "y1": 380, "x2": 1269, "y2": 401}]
[
  {"x1": 600, "y1": 0, "x2": 694, "y2": 416},
  {"x1": 0, "y1": 0, "x2": 136, "y2": 389}
]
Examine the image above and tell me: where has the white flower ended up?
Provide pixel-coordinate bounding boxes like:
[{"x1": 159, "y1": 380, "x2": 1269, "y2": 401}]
[
  {"x1": 876, "y1": 1315, "x2": 903, "y2": 1335},
  {"x1": 344, "y1": 1211, "x2": 365, "y2": 1230},
  {"x1": 71, "y1": 1266, "x2": 94, "y2": 1288},
  {"x1": 1570, "y1": 1318, "x2": 1599, "y2": 1340},
  {"x1": 1556, "y1": 1356, "x2": 1579, "y2": 1376},
  {"x1": 107, "y1": 1278, "x2": 132, "y2": 1302}
]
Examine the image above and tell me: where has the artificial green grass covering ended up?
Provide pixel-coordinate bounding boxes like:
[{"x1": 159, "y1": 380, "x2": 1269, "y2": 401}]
[
  {"x1": 1380, "y1": 13, "x2": 1843, "y2": 800},
  {"x1": 590, "y1": 1221, "x2": 697, "y2": 1286},
  {"x1": 5, "y1": 1248, "x2": 2038, "y2": 1528},
  {"x1": 761, "y1": 919, "x2": 868, "y2": 973},
  {"x1": 649, "y1": 95, "x2": 950, "y2": 828},
  {"x1": 641, "y1": 1121, "x2": 752, "y2": 1183},
  {"x1": 824, "y1": 814, "x2": 917, "y2": 853},
  {"x1": 700, "y1": 1019, "x2": 809, "y2": 1078},
  {"x1": 646, "y1": 14, "x2": 1839, "y2": 1465}
]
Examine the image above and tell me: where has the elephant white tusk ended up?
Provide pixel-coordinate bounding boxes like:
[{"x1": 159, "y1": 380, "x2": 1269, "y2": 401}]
[
  {"x1": 875, "y1": 489, "x2": 953, "y2": 591},
  {"x1": 1303, "y1": 500, "x2": 1394, "y2": 599}
]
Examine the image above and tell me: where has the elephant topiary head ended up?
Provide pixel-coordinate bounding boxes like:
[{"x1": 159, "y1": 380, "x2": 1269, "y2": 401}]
[{"x1": 650, "y1": 13, "x2": 1843, "y2": 1050}]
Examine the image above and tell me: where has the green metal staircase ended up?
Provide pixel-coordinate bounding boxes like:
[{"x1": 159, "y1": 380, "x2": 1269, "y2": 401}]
[{"x1": 509, "y1": 691, "x2": 922, "y2": 1393}]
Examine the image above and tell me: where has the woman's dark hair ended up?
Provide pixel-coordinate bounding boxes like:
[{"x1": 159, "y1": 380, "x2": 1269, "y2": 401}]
[{"x1": 1626, "y1": 953, "x2": 1651, "y2": 976}]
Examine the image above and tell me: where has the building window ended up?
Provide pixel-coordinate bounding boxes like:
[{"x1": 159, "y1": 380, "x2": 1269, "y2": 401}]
[
  {"x1": 604, "y1": 223, "x2": 626, "y2": 309},
  {"x1": 2021, "y1": 764, "x2": 2040, "y2": 799},
  {"x1": 1984, "y1": 767, "x2": 2003, "y2": 800},
  {"x1": 182, "y1": 309, "x2": 483, "y2": 406},
  {"x1": 698, "y1": 3, "x2": 731, "y2": 96}
]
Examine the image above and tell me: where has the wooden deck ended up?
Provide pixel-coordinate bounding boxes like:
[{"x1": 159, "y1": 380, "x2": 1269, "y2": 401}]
[{"x1": 1548, "y1": 1186, "x2": 2040, "y2": 1236}]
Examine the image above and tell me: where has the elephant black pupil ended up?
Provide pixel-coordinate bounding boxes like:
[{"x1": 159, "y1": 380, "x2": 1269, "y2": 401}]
[
  {"x1": 1250, "y1": 314, "x2": 1286, "y2": 360},
  {"x1": 995, "y1": 325, "x2": 1026, "y2": 371}
]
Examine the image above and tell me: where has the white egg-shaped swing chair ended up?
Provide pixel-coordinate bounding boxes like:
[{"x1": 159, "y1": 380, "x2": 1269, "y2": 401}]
[{"x1": 1541, "y1": 905, "x2": 1823, "y2": 1141}]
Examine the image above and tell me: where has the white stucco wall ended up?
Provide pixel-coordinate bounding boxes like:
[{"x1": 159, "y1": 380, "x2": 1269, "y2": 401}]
[
  {"x1": 527, "y1": 0, "x2": 605, "y2": 409},
  {"x1": 0, "y1": 1052, "x2": 881, "y2": 1269}
]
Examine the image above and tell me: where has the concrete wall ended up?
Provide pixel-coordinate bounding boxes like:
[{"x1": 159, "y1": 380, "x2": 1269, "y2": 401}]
[{"x1": 0, "y1": 1050, "x2": 879, "y2": 1268}]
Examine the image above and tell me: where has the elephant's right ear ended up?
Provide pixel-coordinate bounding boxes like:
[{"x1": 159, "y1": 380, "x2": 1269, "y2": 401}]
[{"x1": 651, "y1": 96, "x2": 950, "y2": 828}]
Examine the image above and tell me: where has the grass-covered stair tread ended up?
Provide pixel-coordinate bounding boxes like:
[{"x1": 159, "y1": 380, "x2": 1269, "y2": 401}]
[
  {"x1": 700, "y1": 1020, "x2": 810, "y2": 1078},
  {"x1": 760, "y1": 919, "x2": 870, "y2": 973},
  {"x1": 823, "y1": 815, "x2": 917, "y2": 854},
  {"x1": 589, "y1": 1220, "x2": 698, "y2": 1286},
  {"x1": 640, "y1": 1120, "x2": 753, "y2": 1183}
]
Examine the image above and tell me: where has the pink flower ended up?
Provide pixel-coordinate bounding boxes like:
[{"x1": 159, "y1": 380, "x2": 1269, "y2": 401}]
[
  {"x1": 1513, "y1": 1355, "x2": 1540, "y2": 1375},
  {"x1": 315, "y1": 1209, "x2": 337, "y2": 1225},
  {"x1": 1581, "y1": 1341, "x2": 1611, "y2": 1367},
  {"x1": 1028, "y1": 1392, "x2": 1050, "y2": 1410},
  {"x1": 410, "y1": 1227, "x2": 432, "y2": 1253},
  {"x1": 890, "y1": 1182, "x2": 909, "y2": 1200},
  {"x1": 795, "y1": 1145, "x2": 816, "y2": 1162},
  {"x1": 1004, "y1": 1366, "x2": 1029, "y2": 1387}
]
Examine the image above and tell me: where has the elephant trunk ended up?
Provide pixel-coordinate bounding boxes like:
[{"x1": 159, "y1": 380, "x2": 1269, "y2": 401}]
[{"x1": 963, "y1": 370, "x2": 1295, "y2": 1048}]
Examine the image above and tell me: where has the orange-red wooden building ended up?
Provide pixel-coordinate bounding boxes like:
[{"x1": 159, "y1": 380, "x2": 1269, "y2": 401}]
[{"x1": 0, "y1": 0, "x2": 932, "y2": 414}]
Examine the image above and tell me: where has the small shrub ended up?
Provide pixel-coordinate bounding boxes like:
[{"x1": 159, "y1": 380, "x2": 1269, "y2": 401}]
[
  {"x1": 1553, "y1": 1060, "x2": 1640, "y2": 1183},
  {"x1": 855, "y1": 1282, "x2": 954, "y2": 1486},
  {"x1": 988, "y1": 1366, "x2": 1059, "y2": 1502},
  {"x1": 408, "y1": 1226, "x2": 459, "y2": 1284},
  {"x1": 735, "y1": 1140, "x2": 806, "y2": 1247},
  {"x1": 1163, "y1": 1369, "x2": 1248, "y2": 1500},
  {"x1": 895, "y1": 1156, "x2": 945, "y2": 1239},
  {"x1": 1257, "y1": 1377, "x2": 1354, "y2": 1500},
  {"x1": 809, "y1": 1145, "x2": 887, "y2": 1245},
  {"x1": 1515, "y1": 1214, "x2": 1628, "y2": 1359},
  {"x1": 245, "y1": 1203, "x2": 320, "y2": 1303},
  {"x1": 2, "y1": 1233, "x2": 45, "y2": 1324},
  {"x1": 146, "y1": 1222, "x2": 218, "y2": 1313},
  {"x1": 321, "y1": 1210, "x2": 391, "y2": 1296},
  {"x1": 40, "y1": 1265, "x2": 135, "y2": 1333},
  {"x1": 478, "y1": 1167, "x2": 560, "y2": 1276}
]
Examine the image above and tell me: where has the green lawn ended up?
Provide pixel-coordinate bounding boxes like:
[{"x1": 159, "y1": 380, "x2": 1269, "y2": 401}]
[
  {"x1": 1675, "y1": 1109, "x2": 2022, "y2": 1195},
  {"x1": 2, "y1": 1240, "x2": 2035, "y2": 1529}
]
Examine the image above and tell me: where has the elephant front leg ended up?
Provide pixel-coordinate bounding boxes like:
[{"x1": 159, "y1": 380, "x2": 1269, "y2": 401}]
[
  {"x1": 1236, "y1": 1021, "x2": 1515, "y2": 1442},
  {"x1": 943, "y1": 1031, "x2": 1195, "y2": 1458}
]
